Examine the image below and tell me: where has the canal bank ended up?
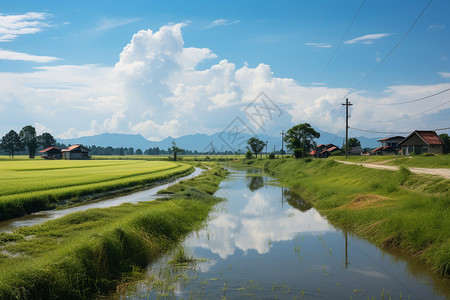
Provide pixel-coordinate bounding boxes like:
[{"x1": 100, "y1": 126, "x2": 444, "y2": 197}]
[
  {"x1": 125, "y1": 167, "x2": 449, "y2": 299},
  {"x1": 236, "y1": 158, "x2": 450, "y2": 280},
  {"x1": 0, "y1": 163, "x2": 229, "y2": 299}
]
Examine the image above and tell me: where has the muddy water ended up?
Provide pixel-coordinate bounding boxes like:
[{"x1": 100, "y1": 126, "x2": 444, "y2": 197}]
[
  {"x1": 127, "y1": 168, "x2": 449, "y2": 299},
  {"x1": 0, "y1": 168, "x2": 203, "y2": 233}
]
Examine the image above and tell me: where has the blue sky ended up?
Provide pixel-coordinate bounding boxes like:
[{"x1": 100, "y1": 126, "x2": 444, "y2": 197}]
[{"x1": 1, "y1": 0, "x2": 449, "y2": 141}]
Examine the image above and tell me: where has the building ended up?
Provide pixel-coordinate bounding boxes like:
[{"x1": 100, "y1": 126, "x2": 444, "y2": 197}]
[
  {"x1": 349, "y1": 146, "x2": 364, "y2": 155},
  {"x1": 371, "y1": 146, "x2": 398, "y2": 156},
  {"x1": 399, "y1": 131, "x2": 443, "y2": 155},
  {"x1": 61, "y1": 145, "x2": 91, "y2": 160},
  {"x1": 377, "y1": 136, "x2": 404, "y2": 150},
  {"x1": 39, "y1": 147, "x2": 62, "y2": 159},
  {"x1": 319, "y1": 144, "x2": 340, "y2": 158}
]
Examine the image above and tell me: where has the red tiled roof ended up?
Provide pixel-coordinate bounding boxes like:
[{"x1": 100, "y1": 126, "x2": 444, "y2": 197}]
[
  {"x1": 377, "y1": 136, "x2": 405, "y2": 142},
  {"x1": 39, "y1": 147, "x2": 60, "y2": 153},
  {"x1": 416, "y1": 131, "x2": 443, "y2": 145},
  {"x1": 371, "y1": 146, "x2": 383, "y2": 153},
  {"x1": 372, "y1": 146, "x2": 396, "y2": 153},
  {"x1": 317, "y1": 144, "x2": 324, "y2": 148},
  {"x1": 327, "y1": 146, "x2": 338, "y2": 152},
  {"x1": 310, "y1": 149, "x2": 317, "y2": 155}
]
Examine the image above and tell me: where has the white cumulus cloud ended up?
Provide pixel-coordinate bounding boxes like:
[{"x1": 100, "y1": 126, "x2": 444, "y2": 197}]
[{"x1": 0, "y1": 23, "x2": 449, "y2": 140}]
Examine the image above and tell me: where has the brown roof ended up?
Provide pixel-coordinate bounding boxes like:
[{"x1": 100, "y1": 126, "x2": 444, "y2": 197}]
[
  {"x1": 371, "y1": 146, "x2": 396, "y2": 153},
  {"x1": 377, "y1": 136, "x2": 405, "y2": 142},
  {"x1": 61, "y1": 144, "x2": 90, "y2": 152},
  {"x1": 39, "y1": 147, "x2": 61, "y2": 153},
  {"x1": 416, "y1": 131, "x2": 443, "y2": 145},
  {"x1": 399, "y1": 130, "x2": 443, "y2": 146}
]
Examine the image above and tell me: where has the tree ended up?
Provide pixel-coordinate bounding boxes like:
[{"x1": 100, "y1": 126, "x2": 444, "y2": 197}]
[
  {"x1": 38, "y1": 132, "x2": 56, "y2": 148},
  {"x1": 19, "y1": 125, "x2": 38, "y2": 158},
  {"x1": 1, "y1": 130, "x2": 24, "y2": 158},
  {"x1": 169, "y1": 141, "x2": 184, "y2": 161},
  {"x1": 247, "y1": 137, "x2": 265, "y2": 158},
  {"x1": 347, "y1": 137, "x2": 361, "y2": 148},
  {"x1": 284, "y1": 123, "x2": 320, "y2": 157},
  {"x1": 439, "y1": 133, "x2": 450, "y2": 154},
  {"x1": 135, "y1": 148, "x2": 143, "y2": 155}
]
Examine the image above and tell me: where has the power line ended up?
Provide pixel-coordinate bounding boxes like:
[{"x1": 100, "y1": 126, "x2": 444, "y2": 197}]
[
  {"x1": 317, "y1": 0, "x2": 366, "y2": 82},
  {"x1": 344, "y1": 0, "x2": 433, "y2": 101},
  {"x1": 367, "y1": 99, "x2": 450, "y2": 123},
  {"x1": 349, "y1": 126, "x2": 450, "y2": 135},
  {"x1": 361, "y1": 87, "x2": 450, "y2": 106}
]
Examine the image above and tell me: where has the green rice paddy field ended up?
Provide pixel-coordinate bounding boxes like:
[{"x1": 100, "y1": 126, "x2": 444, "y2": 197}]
[{"x1": 0, "y1": 160, "x2": 193, "y2": 221}]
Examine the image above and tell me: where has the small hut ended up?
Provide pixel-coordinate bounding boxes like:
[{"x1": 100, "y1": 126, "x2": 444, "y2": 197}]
[
  {"x1": 39, "y1": 147, "x2": 62, "y2": 159},
  {"x1": 61, "y1": 145, "x2": 91, "y2": 160}
]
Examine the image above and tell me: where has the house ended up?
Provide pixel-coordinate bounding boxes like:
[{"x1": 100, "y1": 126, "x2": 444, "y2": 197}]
[
  {"x1": 39, "y1": 147, "x2": 62, "y2": 159},
  {"x1": 310, "y1": 144, "x2": 326, "y2": 158},
  {"x1": 349, "y1": 146, "x2": 364, "y2": 155},
  {"x1": 377, "y1": 136, "x2": 405, "y2": 150},
  {"x1": 371, "y1": 146, "x2": 398, "y2": 156},
  {"x1": 319, "y1": 144, "x2": 340, "y2": 158},
  {"x1": 399, "y1": 130, "x2": 443, "y2": 155},
  {"x1": 61, "y1": 145, "x2": 91, "y2": 160}
]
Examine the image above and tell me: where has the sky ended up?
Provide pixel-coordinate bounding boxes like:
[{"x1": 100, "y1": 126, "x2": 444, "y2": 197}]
[{"x1": 1, "y1": 0, "x2": 449, "y2": 142}]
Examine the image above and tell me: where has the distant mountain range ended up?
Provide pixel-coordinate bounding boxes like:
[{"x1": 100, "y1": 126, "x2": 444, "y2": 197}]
[{"x1": 57, "y1": 131, "x2": 381, "y2": 152}]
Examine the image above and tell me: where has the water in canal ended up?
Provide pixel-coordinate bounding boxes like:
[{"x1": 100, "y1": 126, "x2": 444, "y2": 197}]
[
  {"x1": 127, "y1": 168, "x2": 449, "y2": 299},
  {"x1": 0, "y1": 168, "x2": 203, "y2": 233}
]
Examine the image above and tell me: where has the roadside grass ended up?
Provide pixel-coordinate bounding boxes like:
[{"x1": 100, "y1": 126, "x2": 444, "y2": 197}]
[
  {"x1": 0, "y1": 163, "x2": 228, "y2": 299},
  {"x1": 237, "y1": 158, "x2": 450, "y2": 278},
  {"x1": 0, "y1": 160, "x2": 193, "y2": 221},
  {"x1": 329, "y1": 154, "x2": 450, "y2": 168}
]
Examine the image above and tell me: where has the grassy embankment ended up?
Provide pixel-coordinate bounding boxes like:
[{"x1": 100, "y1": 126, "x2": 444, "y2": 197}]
[
  {"x1": 329, "y1": 154, "x2": 450, "y2": 168},
  {"x1": 0, "y1": 160, "x2": 193, "y2": 221},
  {"x1": 0, "y1": 162, "x2": 228, "y2": 299},
  {"x1": 239, "y1": 158, "x2": 450, "y2": 278}
]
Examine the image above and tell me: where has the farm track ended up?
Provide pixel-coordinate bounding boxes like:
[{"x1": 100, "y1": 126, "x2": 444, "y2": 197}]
[{"x1": 336, "y1": 160, "x2": 450, "y2": 179}]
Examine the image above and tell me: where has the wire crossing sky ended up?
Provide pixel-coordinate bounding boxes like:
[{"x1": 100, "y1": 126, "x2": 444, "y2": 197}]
[{"x1": 0, "y1": 0, "x2": 449, "y2": 140}]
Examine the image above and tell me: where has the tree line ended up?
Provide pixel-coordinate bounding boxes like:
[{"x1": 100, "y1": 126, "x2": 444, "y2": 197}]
[{"x1": 0, "y1": 126, "x2": 56, "y2": 158}]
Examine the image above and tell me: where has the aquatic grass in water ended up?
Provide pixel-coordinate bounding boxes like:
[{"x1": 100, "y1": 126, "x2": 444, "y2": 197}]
[{"x1": 0, "y1": 163, "x2": 228, "y2": 299}]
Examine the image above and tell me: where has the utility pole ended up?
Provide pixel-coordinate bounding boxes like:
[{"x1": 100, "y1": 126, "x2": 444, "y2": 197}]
[
  {"x1": 280, "y1": 130, "x2": 285, "y2": 158},
  {"x1": 265, "y1": 141, "x2": 268, "y2": 158},
  {"x1": 342, "y1": 98, "x2": 353, "y2": 158}
]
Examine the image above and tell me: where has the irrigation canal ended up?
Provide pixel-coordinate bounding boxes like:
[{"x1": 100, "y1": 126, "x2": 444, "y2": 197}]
[
  {"x1": 0, "y1": 167, "x2": 203, "y2": 233},
  {"x1": 126, "y1": 168, "x2": 449, "y2": 299}
]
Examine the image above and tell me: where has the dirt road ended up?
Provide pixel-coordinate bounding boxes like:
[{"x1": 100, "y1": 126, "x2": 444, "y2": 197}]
[{"x1": 335, "y1": 160, "x2": 450, "y2": 179}]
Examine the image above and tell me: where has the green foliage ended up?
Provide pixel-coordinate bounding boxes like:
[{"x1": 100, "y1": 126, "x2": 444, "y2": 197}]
[
  {"x1": 293, "y1": 148, "x2": 303, "y2": 159},
  {"x1": 0, "y1": 160, "x2": 193, "y2": 221},
  {"x1": 440, "y1": 133, "x2": 450, "y2": 154},
  {"x1": 284, "y1": 123, "x2": 320, "y2": 152},
  {"x1": 347, "y1": 137, "x2": 361, "y2": 148},
  {"x1": 269, "y1": 153, "x2": 275, "y2": 159},
  {"x1": 37, "y1": 132, "x2": 56, "y2": 148},
  {"x1": 19, "y1": 125, "x2": 38, "y2": 159},
  {"x1": 0, "y1": 163, "x2": 228, "y2": 299},
  {"x1": 247, "y1": 137, "x2": 265, "y2": 158},
  {"x1": 245, "y1": 150, "x2": 253, "y2": 159},
  {"x1": 0, "y1": 130, "x2": 24, "y2": 158},
  {"x1": 242, "y1": 158, "x2": 450, "y2": 278}
]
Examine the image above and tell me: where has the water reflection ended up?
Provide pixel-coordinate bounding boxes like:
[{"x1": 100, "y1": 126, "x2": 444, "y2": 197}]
[{"x1": 127, "y1": 169, "x2": 449, "y2": 300}]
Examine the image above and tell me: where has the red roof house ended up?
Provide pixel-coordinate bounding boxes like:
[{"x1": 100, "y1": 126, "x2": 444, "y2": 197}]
[
  {"x1": 61, "y1": 145, "x2": 91, "y2": 160},
  {"x1": 39, "y1": 147, "x2": 62, "y2": 159},
  {"x1": 398, "y1": 131, "x2": 443, "y2": 155}
]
